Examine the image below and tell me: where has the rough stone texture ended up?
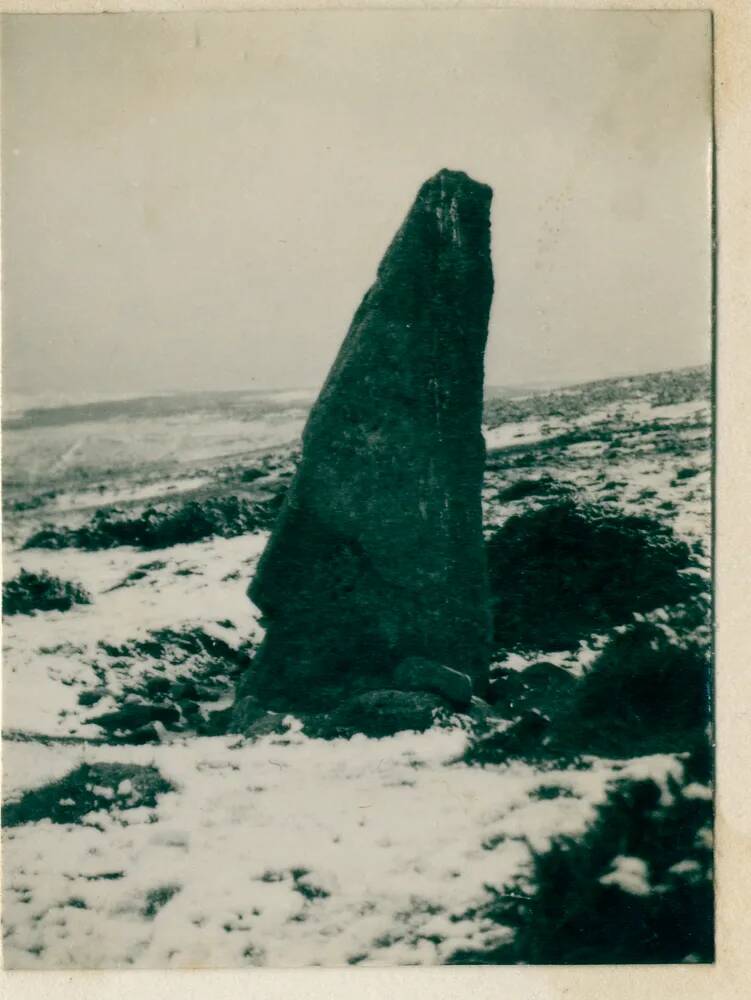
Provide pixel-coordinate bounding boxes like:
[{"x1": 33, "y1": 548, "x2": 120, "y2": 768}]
[
  {"x1": 227, "y1": 694, "x2": 266, "y2": 733},
  {"x1": 322, "y1": 689, "x2": 447, "y2": 739},
  {"x1": 394, "y1": 657, "x2": 473, "y2": 709},
  {"x1": 488, "y1": 662, "x2": 577, "y2": 715},
  {"x1": 238, "y1": 169, "x2": 493, "y2": 714}
]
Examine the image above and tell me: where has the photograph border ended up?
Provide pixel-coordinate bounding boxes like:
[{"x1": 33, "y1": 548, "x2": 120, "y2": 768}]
[{"x1": 1, "y1": 1, "x2": 748, "y2": 997}]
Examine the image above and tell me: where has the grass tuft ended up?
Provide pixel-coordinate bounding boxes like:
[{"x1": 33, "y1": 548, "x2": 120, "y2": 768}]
[
  {"x1": 23, "y1": 494, "x2": 282, "y2": 553},
  {"x1": 449, "y1": 763, "x2": 713, "y2": 964},
  {"x1": 2, "y1": 762, "x2": 174, "y2": 827},
  {"x1": 3, "y1": 569, "x2": 91, "y2": 616}
]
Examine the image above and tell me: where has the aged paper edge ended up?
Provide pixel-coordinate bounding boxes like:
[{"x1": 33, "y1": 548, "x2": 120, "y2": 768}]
[{"x1": 0, "y1": 1, "x2": 748, "y2": 998}]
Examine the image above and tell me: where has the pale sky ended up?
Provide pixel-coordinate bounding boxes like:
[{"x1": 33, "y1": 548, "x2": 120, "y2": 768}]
[{"x1": 1, "y1": 10, "x2": 712, "y2": 400}]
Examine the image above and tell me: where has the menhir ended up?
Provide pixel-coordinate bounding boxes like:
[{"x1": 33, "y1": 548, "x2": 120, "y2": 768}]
[{"x1": 237, "y1": 169, "x2": 494, "y2": 714}]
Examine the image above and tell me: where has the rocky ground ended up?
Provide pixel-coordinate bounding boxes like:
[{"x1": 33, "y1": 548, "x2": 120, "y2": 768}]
[{"x1": 2, "y1": 366, "x2": 713, "y2": 968}]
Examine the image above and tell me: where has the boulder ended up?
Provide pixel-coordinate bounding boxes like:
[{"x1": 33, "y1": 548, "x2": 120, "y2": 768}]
[
  {"x1": 324, "y1": 689, "x2": 447, "y2": 738},
  {"x1": 520, "y1": 662, "x2": 577, "y2": 694},
  {"x1": 242, "y1": 712, "x2": 290, "y2": 739},
  {"x1": 394, "y1": 657, "x2": 473, "y2": 709},
  {"x1": 235, "y1": 169, "x2": 494, "y2": 717},
  {"x1": 489, "y1": 662, "x2": 576, "y2": 713},
  {"x1": 228, "y1": 694, "x2": 267, "y2": 733}
]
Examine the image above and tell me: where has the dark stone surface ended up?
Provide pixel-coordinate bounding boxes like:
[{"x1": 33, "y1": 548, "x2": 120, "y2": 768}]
[
  {"x1": 242, "y1": 712, "x2": 290, "y2": 739},
  {"x1": 488, "y1": 662, "x2": 577, "y2": 713},
  {"x1": 228, "y1": 694, "x2": 267, "y2": 733},
  {"x1": 322, "y1": 689, "x2": 447, "y2": 739},
  {"x1": 394, "y1": 657, "x2": 473, "y2": 709},
  {"x1": 236, "y1": 169, "x2": 494, "y2": 714}
]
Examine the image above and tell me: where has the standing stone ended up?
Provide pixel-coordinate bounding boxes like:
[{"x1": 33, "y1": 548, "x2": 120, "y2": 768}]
[{"x1": 237, "y1": 168, "x2": 494, "y2": 714}]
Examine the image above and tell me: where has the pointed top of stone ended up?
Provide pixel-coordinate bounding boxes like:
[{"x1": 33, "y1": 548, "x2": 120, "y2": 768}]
[
  {"x1": 370, "y1": 168, "x2": 493, "y2": 334},
  {"x1": 422, "y1": 166, "x2": 493, "y2": 193}
]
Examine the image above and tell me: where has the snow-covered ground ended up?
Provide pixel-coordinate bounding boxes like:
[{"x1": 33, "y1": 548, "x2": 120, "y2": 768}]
[
  {"x1": 2, "y1": 533, "x2": 267, "y2": 739},
  {"x1": 2, "y1": 370, "x2": 712, "y2": 968},
  {"x1": 2, "y1": 728, "x2": 684, "y2": 968}
]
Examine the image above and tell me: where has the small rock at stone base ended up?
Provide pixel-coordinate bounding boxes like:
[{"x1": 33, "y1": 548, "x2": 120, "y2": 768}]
[
  {"x1": 394, "y1": 657, "x2": 473, "y2": 709},
  {"x1": 326, "y1": 689, "x2": 447, "y2": 739},
  {"x1": 227, "y1": 695, "x2": 267, "y2": 734}
]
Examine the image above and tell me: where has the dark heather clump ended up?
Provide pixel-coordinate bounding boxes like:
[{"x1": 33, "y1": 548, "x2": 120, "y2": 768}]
[
  {"x1": 236, "y1": 169, "x2": 494, "y2": 717},
  {"x1": 142, "y1": 884, "x2": 182, "y2": 919},
  {"x1": 2, "y1": 763, "x2": 174, "y2": 827},
  {"x1": 486, "y1": 499, "x2": 699, "y2": 652},
  {"x1": 82, "y1": 627, "x2": 253, "y2": 740},
  {"x1": 564, "y1": 621, "x2": 711, "y2": 757},
  {"x1": 309, "y1": 689, "x2": 449, "y2": 740},
  {"x1": 448, "y1": 769, "x2": 713, "y2": 964},
  {"x1": 23, "y1": 494, "x2": 279, "y2": 552},
  {"x1": 97, "y1": 626, "x2": 249, "y2": 670},
  {"x1": 3, "y1": 569, "x2": 91, "y2": 616},
  {"x1": 466, "y1": 609, "x2": 711, "y2": 767}
]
